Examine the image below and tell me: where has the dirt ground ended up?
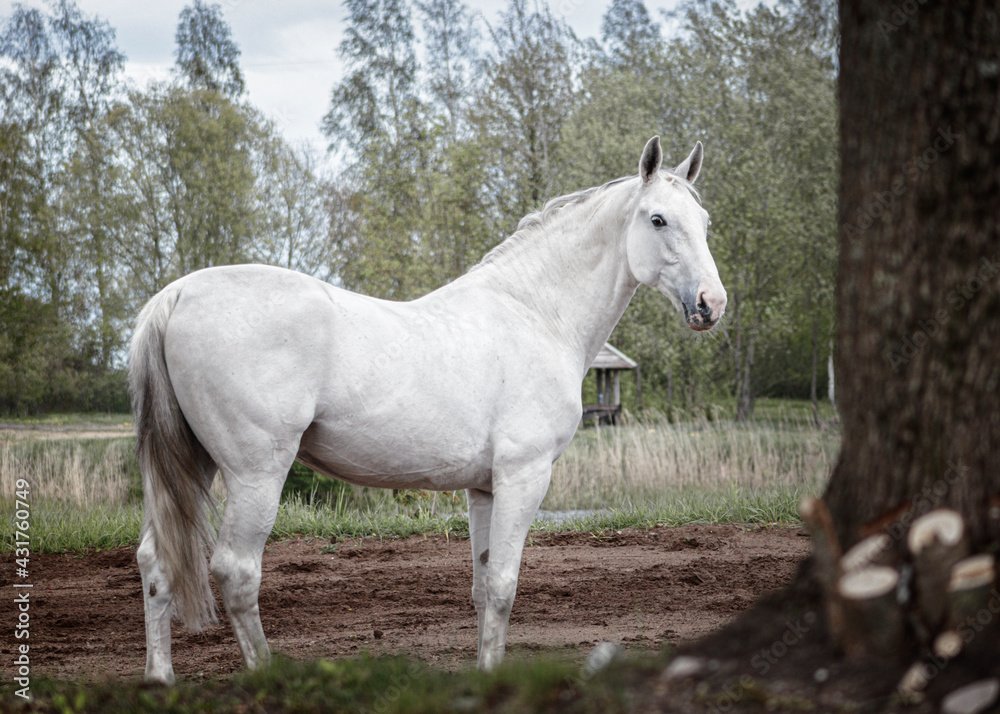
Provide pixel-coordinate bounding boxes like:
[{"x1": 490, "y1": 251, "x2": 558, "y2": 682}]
[{"x1": 0, "y1": 524, "x2": 809, "y2": 683}]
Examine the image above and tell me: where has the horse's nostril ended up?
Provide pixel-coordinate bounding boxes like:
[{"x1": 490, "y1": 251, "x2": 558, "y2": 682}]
[{"x1": 697, "y1": 296, "x2": 712, "y2": 319}]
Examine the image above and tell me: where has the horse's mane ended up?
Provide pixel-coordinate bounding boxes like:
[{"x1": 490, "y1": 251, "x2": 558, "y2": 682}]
[{"x1": 470, "y1": 170, "x2": 700, "y2": 272}]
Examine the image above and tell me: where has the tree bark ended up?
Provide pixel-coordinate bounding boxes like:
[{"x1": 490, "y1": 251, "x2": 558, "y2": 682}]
[{"x1": 825, "y1": 0, "x2": 1000, "y2": 551}]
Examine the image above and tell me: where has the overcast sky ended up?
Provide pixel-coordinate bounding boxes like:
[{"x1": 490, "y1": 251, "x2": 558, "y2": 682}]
[{"x1": 1, "y1": 0, "x2": 752, "y2": 159}]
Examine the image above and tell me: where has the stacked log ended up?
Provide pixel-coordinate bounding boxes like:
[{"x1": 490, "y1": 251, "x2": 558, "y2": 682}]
[
  {"x1": 837, "y1": 565, "x2": 903, "y2": 657},
  {"x1": 800, "y1": 499, "x2": 999, "y2": 707},
  {"x1": 802, "y1": 502, "x2": 997, "y2": 654},
  {"x1": 907, "y1": 509, "x2": 969, "y2": 637}
]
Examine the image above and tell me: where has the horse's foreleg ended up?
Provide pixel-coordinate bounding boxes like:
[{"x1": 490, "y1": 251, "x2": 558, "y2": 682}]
[
  {"x1": 137, "y1": 529, "x2": 176, "y2": 685},
  {"x1": 478, "y1": 462, "x2": 552, "y2": 671},
  {"x1": 468, "y1": 488, "x2": 493, "y2": 656},
  {"x1": 210, "y1": 472, "x2": 286, "y2": 671}
]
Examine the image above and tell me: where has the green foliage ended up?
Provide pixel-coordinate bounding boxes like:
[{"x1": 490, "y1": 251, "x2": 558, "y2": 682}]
[
  {"x1": 666, "y1": 0, "x2": 839, "y2": 417},
  {"x1": 416, "y1": 0, "x2": 479, "y2": 134},
  {"x1": 0, "y1": 288, "x2": 129, "y2": 414},
  {"x1": 281, "y1": 460, "x2": 355, "y2": 508},
  {"x1": 0, "y1": 1, "x2": 328, "y2": 413},
  {"x1": 600, "y1": 0, "x2": 662, "y2": 72},
  {"x1": 0, "y1": 0, "x2": 838, "y2": 418}
]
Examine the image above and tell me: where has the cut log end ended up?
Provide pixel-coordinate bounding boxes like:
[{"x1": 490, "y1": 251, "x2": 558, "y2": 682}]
[
  {"x1": 949, "y1": 554, "x2": 996, "y2": 592},
  {"x1": 946, "y1": 553, "x2": 997, "y2": 632},
  {"x1": 837, "y1": 566, "x2": 903, "y2": 658},
  {"x1": 839, "y1": 565, "x2": 898, "y2": 600},
  {"x1": 941, "y1": 678, "x2": 1000, "y2": 714},
  {"x1": 897, "y1": 661, "x2": 931, "y2": 703},
  {"x1": 799, "y1": 496, "x2": 845, "y2": 643},
  {"x1": 933, "y1": 630, "x2": 963, "y2": 660},
  {"x1": 908, "y1": 509, "x2": 971, "y2": 637},
  {"x1": 908, "y1": 508, "x2": 965, "y2": 554},
  {"x1": 841, "y1": 533, "x2": 893, "y2": 572},
  {"x1": 799, "y1": 495, "x2": 843, "y2": 573}
]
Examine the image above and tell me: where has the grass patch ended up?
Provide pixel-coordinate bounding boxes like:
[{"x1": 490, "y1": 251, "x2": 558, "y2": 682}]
[
  {"x1": 2, "y1": 501, "x2": 144, "y2": 552},
  {"x1": 0, "y1": 651, "x2": 662, "y2": 713},
  {"x1": 534, "y1": 485, "x2": 807, "y2": 534},
  {"x1": 271, "y1": 495, "x2": 472, "y2": 543},
  {"x1": 0, "y1": 485, "x2": 805, "y2": 554}
]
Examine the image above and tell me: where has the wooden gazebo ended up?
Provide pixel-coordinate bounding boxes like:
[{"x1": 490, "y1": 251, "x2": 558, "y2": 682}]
[{"x1": 582, "y1": 343, "x2": 639, "y2": 426}]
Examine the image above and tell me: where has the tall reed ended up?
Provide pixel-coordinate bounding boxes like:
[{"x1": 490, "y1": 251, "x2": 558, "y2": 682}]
[
  {"x1": 0, "y1": 437, "x2": 137, "y2": 507},
  {"x1": 546, "y1": 414, "x2": 838, "y2": 510}
]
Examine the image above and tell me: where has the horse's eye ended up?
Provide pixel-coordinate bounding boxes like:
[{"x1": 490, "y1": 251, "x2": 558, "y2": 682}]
[{"x1": 651, "y1": 214, "x2": 666, "y2": 228}]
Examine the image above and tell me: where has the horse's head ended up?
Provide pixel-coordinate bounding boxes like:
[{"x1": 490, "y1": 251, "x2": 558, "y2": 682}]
[{"x1": 625, "y1": 136, "x2": 727, "y2": 331}]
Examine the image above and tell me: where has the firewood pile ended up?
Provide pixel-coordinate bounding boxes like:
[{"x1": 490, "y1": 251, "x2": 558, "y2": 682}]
[{"x1": 800, "y1": 497, "x2": 999, "y2": 712}]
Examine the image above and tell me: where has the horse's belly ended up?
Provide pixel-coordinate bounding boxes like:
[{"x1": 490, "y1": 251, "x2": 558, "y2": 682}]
[{"x1": 297, "y1": 420, "x2": 493, "y2": 492}]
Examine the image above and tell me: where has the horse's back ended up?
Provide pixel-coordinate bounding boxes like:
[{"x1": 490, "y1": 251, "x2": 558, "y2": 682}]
[{"x1": 156, "y1": 264, "x2": 581, "y2": 489}]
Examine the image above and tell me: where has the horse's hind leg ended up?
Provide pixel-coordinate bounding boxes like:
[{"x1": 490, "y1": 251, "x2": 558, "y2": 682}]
[
  {"x1": 210, "y1": 465, "x2": 289, "y2": 670},
  {"x1": 137, "y1": 528, "x2": 176, "y2": 685},
  {"x1": 137, "y1": 457, "x2": 216, "y2": 686}
]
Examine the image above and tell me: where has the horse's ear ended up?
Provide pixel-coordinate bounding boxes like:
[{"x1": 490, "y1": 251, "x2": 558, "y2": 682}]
[
  {"x1": 639, "y1": 136, "x2": 662, "y2": 184},
  {"x1": 672, "y1": 141, "x2": 704, "y2": 183}
]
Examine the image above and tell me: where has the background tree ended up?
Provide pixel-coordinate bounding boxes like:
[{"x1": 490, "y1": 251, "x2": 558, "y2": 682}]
[
  {"x1": 252, "y1": 141, "x2": 332, "y2": 278},
  {"x1": 173, "y1": 0, "x2": 245, "y2": 98},
  {"x1": 600, "y1": 0, "x2": 661, "y2": 73},
  {"x1": 411, "y1": 0, "x2": 499, "y2": 291},
  {"x1": 0, "y1": 0, "x2": 329, "y2": 413},
  {"x1": 51, "y1": 0, "x2": 127, "y2": 370},
  {"x1": 472, "y1": 0, "x2": 576, "y2": 213},
  {"x1": 0, "y1": 1, "x2": 129, "y2": 412},
  {"x1": 417, "y1": 0, "x2": 479, "y2": 139},
  {"x1": 663, "y1": 0, "x2": 838, "y2": 419},
  {"x1": 323, "y1": 0, "x2": 419, "y2": 153},
  {"x1": 322, "y1": 0, "x2": 425, "y2": 299}
]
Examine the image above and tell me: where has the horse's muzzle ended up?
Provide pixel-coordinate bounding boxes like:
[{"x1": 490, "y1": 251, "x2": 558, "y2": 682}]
[{"x1": 684, "y1": 284, "x2": 726, "y2": 331}]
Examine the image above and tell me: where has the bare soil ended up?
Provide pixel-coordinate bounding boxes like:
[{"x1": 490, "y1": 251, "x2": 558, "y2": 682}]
[{"x1": 0, "y1": 524, "x2": 809, "y2": 683}]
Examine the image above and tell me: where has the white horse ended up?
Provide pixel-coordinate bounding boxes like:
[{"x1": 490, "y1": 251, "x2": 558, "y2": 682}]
[{"x1": 130, "y1": 136, "x2": 726, "y2": 684}]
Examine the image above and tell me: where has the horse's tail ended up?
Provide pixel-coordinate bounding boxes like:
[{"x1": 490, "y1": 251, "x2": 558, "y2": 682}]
[{"x1": 129, "y1": 286, "x2": 218, "y2": 632}]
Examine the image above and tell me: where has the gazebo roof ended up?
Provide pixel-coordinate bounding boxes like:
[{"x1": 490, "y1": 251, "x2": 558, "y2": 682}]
[{"x1": 589, "y1": 343, "x2": 637, "y2": 370}]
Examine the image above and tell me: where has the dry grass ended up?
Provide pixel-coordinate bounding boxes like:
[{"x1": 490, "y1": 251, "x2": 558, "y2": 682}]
[
  {"x1": 0, "y1": 437, "x2": 136, "y2": 507},
  {"x1": 545, "y1": 415, "x2": 838, "y2": 511}
]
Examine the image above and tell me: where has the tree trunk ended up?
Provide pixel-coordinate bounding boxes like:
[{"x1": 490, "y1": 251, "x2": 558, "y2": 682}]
[
  {"x1": 810, "y1": 316, "x2": 820, "y2": 428},
  {"x1": 824, "y1": 0, "x2": 1000, "y2": 552},
  {"x1": 736, "y1": 335, "x2": 755, "y2": 422}
]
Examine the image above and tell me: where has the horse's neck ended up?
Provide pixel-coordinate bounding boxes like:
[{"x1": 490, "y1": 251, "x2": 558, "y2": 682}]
[{"x1": 465, "y1": 188, "x2": 639, "y2": 372}]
